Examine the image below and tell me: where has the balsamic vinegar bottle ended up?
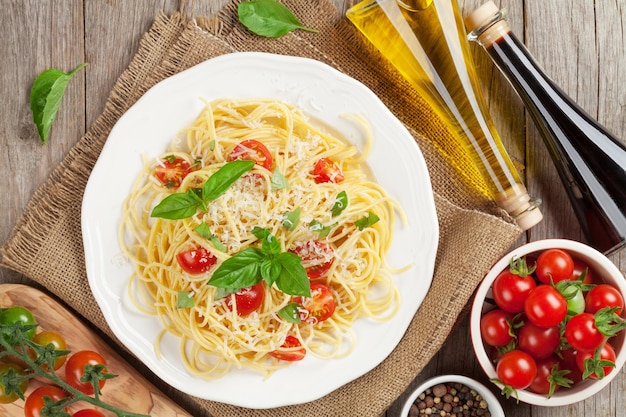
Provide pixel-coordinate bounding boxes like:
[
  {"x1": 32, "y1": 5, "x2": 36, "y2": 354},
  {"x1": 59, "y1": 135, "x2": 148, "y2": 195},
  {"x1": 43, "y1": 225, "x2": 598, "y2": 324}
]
[{"x1": 465, "y1": 1, "x2": 626, "y2": 255}]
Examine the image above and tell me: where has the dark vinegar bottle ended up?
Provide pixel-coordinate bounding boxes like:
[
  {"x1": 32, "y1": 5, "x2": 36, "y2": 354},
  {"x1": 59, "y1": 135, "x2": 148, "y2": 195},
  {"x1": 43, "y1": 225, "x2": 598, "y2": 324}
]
[{"x1": 465, "y1": 1, "x2": 626, "y2": 255}]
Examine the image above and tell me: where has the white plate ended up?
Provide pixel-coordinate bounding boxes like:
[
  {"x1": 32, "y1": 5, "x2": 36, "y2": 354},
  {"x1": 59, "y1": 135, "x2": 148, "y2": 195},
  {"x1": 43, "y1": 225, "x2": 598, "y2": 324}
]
[{"x1": 82, "y1": 52, "x2": 439, "y2": 408}]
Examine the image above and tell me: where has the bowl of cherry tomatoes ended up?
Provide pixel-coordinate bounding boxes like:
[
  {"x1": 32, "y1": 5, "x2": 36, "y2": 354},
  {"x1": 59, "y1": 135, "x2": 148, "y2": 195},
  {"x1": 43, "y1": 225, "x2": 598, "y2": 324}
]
[{"x1": 470, "y1": 239, "x2": 626, "y2": 406}]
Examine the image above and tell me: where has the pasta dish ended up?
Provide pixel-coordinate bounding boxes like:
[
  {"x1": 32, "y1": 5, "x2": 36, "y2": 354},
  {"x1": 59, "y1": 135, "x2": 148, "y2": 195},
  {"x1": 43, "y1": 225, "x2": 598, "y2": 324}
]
[{"x1": 120, "y1": 98, "x2": 404, "y2": 379}]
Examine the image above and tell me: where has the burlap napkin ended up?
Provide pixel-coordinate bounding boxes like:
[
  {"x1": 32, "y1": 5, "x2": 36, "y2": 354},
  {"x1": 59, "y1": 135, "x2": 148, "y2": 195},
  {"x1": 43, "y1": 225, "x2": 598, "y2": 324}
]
[{"x1": 1, "y1": 1, "x2": 522, "y2": 416}]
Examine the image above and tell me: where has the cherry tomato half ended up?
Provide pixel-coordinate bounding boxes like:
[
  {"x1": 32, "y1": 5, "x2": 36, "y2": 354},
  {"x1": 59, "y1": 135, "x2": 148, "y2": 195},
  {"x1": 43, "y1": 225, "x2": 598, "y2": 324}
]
[
  {"x1": 24, "y1": 385, "x2": 69, "y2": 417},
  {"x1": 576, "y1": 342, "x2": 616, "y2": 379},
  {"x1": 0, "y1": 306, "x2": 37, "y2": 341},
  {"x1": 269, "y1": 335, "x2": 306, "y2": 361},
  {"x1": 492, "y1": 267, "x2": 536, "y2": 313},
  {"x1": 29, "y1": 330, "x2": 68, "y2": 371},
  {"x1": 312, "y1": 158, "x2": 344, "y2": 184},
  {"x1": 65, "y1": 350, "x2": 108, "y2": 395},
  {"x1": 290, "y1": 240, "x2": 335, "y2": 280},
  {"x1": 72, "y1": 410, "x2": 106, "y2": 417},
  {"x1": 524, "y1": 285, "x2": 568, "y2": 328},
  {"x1": 535, "y1": 249, "x2": 574, "y2": 284},
  {"x1": 176, "y1": 248, "x2": 217, "y2": 275},
  {"x1": 585, "y1": 284, "x2": 624, "y2": 315},
  {"x1": 294, "y1": 283, "x2": 337, "y2": 324},
  {"x1": 154, "y1": 156, "x2": 193, "y2": 188},
  {"x1": 228, "y1": 139, "x2": 273, "y2": 170},
  {"x1": 225, "y1": 282, "x2": 265, "y2": 316},
  {"x1": 496, "y1": 350, "x2": 537, "y2": 389},
  {"x1": 518, "y1": 321, "x2": 560, "y2": 360},
  {"x1": 565, "y1": 312, "x2": 605, "y2": 352},
  {"x1": 480, "y1": 309, "x2": 515, "y2": 347},
  {"x1": 0, "y1": 363, "x2": 28, "y2": 404}
]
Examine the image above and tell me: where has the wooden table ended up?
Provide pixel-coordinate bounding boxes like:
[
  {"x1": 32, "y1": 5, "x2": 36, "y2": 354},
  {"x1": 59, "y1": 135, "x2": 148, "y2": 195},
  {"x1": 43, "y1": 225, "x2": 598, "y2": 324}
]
[{"x1": 1, "y1": 1, "x2": 624, "y2": 416}]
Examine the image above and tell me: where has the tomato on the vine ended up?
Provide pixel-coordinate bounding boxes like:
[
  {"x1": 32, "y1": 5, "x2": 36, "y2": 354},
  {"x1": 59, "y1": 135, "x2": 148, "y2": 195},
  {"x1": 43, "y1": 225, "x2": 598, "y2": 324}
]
[
  {"x1": 269, "y1": 335, "x2": 306, "y2": 361},
  {"x1": 564, "y1": 312, "x2": 605, "y2": 352},
  {"x1": 228, "y1": 139, "x2": 273, "y2": 170},
  {"x1": 312, "y1": 158, "x2": 344, "y2": 184},
  {"x1": 72, "y1": 410, "x2": 106, "y2": 417},
  {"x1": 29, "y1": 330, "x2": 68, "y2": 370},
  {"x1": 290, "y1": 240, "x2": 335, "y2": 280},
  {"x1": 0, "y1": 306, "x2": 37, "y2": 341},
  {"x1": 535, "y1": 249, "x2": 574, "y2": 284},
  {"x1": 0, "y1": 363, "x2": 28, "y2": 404},
  {"x1": 576, "y1": 342, "x2": 616, "y2": 379},
  {"x1": 65, "y1": 350, "x2": 108, "y2": 395},
  {"x1": 24, "y1": 385, "x2": 69, "y2": 417},
  {"x1": 176, "y1": 247, "x2": 217, "y2": 275},
  {"x1": 294, "y1": 283, "x2": 336, "y2": 324},
  {"x1": 491, "y1": 258, "x2": 536, "y2": 313},
  {"x1": 154, "y1": 156, "x2": 193, "y2": 188},
  {"x1": 518, "y1": 321, "x2": 560, "y2": 360},
  {"x1": 585, "y1": 284, "x2": 624, "y2": 315},
  {"x1": 524, "y1": 285, "x2": 568, "y2": 328},
  {"x1": 496, "y1": 350, "x2": 537, "y2": 389},
  {"x1": 480, "y1": 309, "x2": 515, "y2": 347},
  {"x1": 225, "y1": 282, "x2": 265, "y2": 316}
]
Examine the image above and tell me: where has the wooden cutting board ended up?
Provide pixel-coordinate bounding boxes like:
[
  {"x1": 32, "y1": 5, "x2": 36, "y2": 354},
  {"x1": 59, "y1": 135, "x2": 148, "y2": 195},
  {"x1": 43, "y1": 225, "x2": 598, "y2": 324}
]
[{"x1": 0, "y1": 284, "x2": 191, "y2": 417}]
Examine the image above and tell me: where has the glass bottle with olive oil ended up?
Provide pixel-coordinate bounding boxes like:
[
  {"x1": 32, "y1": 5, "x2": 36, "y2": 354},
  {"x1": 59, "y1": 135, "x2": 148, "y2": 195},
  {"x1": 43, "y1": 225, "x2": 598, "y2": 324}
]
[{"x1": 347, "y1": 0, "x2": 542, "y2": 230}]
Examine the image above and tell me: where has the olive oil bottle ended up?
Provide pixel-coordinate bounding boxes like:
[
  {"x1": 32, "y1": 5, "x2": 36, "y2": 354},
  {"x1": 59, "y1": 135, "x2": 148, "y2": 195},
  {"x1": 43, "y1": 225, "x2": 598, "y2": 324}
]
[{"x1": 347, "y1": 0, "x2": 542, "y2": 230}]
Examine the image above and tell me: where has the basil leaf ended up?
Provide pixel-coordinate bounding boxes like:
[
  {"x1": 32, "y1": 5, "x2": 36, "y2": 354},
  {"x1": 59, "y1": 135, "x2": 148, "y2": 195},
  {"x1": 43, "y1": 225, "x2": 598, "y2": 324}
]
[
  {"x1": 176, "y1": 292, "x2": 195, "y2": 308},
  {"x1": 253, "y1": 226, "x2": 281, "y2": 256},
  {"x1": 203, "y1": 160, "x2": 255, "y2": 201},
  {"x1": 260, "y1": 258, "x2": 282, "y2": 287},
  {"x1": 331, "y1": 191, "x2": 348, "y2": 217},
  {"x1": 271, "y1": 169, "x2": 290, "y2": 191},
  {"x1": 238, "y1": 0, "x2": 318, "y2": 38},
  {"x1": 355, "y1": 212, "x2": 380, "y2": 230},
  {"x1": 278, "y1": 302, "x2": 302, "y2": 324},
  {"x1": 282, "y1": 208, "x2": 300, "y2": 231},
  {"x1": 208, "y1": 248, "x2": 264, "y2": 289},
  {"x1": 309, "y1": 220, "x2": 336, "y2": 238},
  {"x1": 151, "y1": 192, "x2": 200, "y2": 219},
  {"x1": 274, "y1": 252, "x2": 310, "y2": 297},
  {"x1": 30, "y1": 63, "x2": 87, "y2": 145},
  {"x1": 194, "y1": 222, "x2": 227, "y2": 252},
  {"x1": 214, "y1": 287, "x2": 236, "y2": 299}
]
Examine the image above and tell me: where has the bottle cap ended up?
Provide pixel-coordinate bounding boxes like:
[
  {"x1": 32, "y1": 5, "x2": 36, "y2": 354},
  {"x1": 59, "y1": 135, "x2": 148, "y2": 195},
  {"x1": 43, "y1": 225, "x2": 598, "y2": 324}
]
[
  {"x1": 464, "y1": 1, "x2": 499, "y2": 33},
  {"x1": 515, "y1": 205, "x2": 544, "y2": 231}
]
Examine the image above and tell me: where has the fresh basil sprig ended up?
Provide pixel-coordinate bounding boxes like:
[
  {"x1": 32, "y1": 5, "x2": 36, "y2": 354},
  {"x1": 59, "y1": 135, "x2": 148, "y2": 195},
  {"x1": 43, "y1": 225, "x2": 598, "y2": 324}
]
[
  {"x1": 30, "y1": 63, "x2": 87, "y2": 145},
  {"x1": 151, "y1": 160, "x2": 254, "y2": 220},
  {"x1": 208, "y1": 227, "x2": 310, "y2": 297},
  {"x1": 238, "y1": 0, "x2": 318, "y2": 38}
]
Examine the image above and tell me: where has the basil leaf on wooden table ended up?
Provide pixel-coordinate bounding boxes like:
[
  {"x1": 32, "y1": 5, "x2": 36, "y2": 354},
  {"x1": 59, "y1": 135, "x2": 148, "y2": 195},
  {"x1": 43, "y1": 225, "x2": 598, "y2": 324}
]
[
  {"x1": 30, "y1": 63, "x2": 87, "y2": 145},
  {"x1": 238, "y1": 0, "x2": 318, "y2": 38}
]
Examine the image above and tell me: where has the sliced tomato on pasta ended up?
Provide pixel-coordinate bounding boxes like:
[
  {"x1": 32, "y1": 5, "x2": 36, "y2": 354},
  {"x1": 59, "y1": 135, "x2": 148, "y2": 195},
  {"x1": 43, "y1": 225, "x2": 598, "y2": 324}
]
[
  {"x1": 290, "y1": 240, "x2": 335, "y2": 279},
  {"x1": 269, "y1": 335, "x2": 306, "y2": 362},
  {"x1": 294, "y1": 283, "x2": 336, "y2": 324},
  {"x1": 154, "y1": 156, "x2": 193, "y2": 188},
  {"x1": 176, "y1": 248, "x2": 217, "y2": 274},
  {"x1": 228, "y1": 139, "x2": 273, "y2": 170},
  {"x1": 312, "y1": 157, "x2": 344, "y2": 183}
]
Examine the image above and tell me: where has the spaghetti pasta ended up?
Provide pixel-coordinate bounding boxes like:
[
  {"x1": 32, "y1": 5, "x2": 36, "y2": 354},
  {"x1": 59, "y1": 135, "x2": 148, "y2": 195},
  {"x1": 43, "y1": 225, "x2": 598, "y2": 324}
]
[{"x1": 120, "y1": 98, "x2": 405, "y2": 379}]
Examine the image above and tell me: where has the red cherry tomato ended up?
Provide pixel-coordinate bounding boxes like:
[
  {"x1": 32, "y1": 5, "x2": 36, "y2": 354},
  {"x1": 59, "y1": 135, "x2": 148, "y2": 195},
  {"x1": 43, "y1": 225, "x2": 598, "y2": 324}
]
[
  {"x1": 524, "y1": 285, "x2": 568, "y2": 328},
  {"x1": 480, "y1": 309, "x2": 515, "y2": 347},
  {"x1": 572, "y1": 258, "x2": 594, "y2": 284},
  {"x1": 228, "y1": 139, "x2": 273, "y2": 170},
  {"x1": 154, "y1": 156, "x2": 193, "y2": 188},
  {"x1": 225, "y1": 282, "x2": 265, "y2": 316},
  {"x1": 0, "y1": 363, "x2": 28, "y2": 404},
  {"x1": 585, "y1": 284, "x2": 624, "y2": 315},
  {"x1": 312, "y1": 158, "x2": 344, "y2": 184},
  {"x1": 492, "y1": 267, "x2": 536, "y2": 313},
  {"x1": 558, "y1": 348, "x2": 583, "y2": 384},
  {"x1": 290, "y1": 240, "x2": 335, "y2": 280},
  {"x1": 269, "y1": 335, "x2": 306, "y2": 361},
  {"x1": 518, "y1": 321, "x2": 560, "y2": 360},
  {"x1": 564, "y1": 312, "x2": 605, "y2": 352},
  {"x1": 24, "y1": 385, "x2": 69, "y2": 417},
  {"x1": 72, "y1": 411, "x2": 106, "y2": 417},
  {"x1": 65, "y1": 350, "x2": 108, "y2": 395},
  {"x1": 496, "y1": 350, "x2": 537, "y2": 389},
  {"x1": 29, "y1": 330, "x2": 68, "y2": 370},
  {"x1": 576, "y1": 342, "x2": 616, "y2": 379},
  {"x1": 528, "y1": 356, "x2": 561, "y2": 395},
  {"x1": 535, "y1": 249, "x2": 574, "y2": 284},
  {"x1": 176, "y1": 248, "x2": 217, "y2": 274},
  {"x1": 294, "y1": 283, "x2": 337, "y2": 324}
]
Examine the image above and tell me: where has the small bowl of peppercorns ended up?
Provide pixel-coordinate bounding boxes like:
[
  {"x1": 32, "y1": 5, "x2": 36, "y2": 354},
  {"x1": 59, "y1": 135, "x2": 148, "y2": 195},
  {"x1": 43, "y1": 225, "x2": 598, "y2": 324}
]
[{"x1": 400, "y1": 374, "x2": 505, "y2": 417}]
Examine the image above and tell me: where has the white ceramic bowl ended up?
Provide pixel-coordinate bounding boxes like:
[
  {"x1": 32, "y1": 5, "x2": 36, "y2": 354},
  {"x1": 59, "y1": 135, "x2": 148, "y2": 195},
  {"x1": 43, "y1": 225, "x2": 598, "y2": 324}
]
[
  {"x1": 470, "y1": 239, "x2": 626, "y2": 406},
  {"x1": 400, "y1": 375, "x2": 505, "y2": 417}
]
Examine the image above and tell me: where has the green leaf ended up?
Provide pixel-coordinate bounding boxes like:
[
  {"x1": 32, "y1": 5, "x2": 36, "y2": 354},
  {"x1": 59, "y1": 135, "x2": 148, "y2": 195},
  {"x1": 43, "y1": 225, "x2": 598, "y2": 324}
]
[
  {"x1": 237, "y1": 0, "x2": 318, "y2": 38},
  {"x1": 151, "y1": 192, "x2": 200, "y2": 219},
  {"x1": 194, "y1": 222, "x2": 227, "y2": 252},
  {"x1": 331, "y1": 191, "x2": 348, "y2": 217},
  {"x1": 271, "y1": 169, "x2": 290, "y2": 191},
  {"x1": 355, "y1": 212, "x2": 380, "y2": 230},
  {"x1": 274, "y1": 252, "x2": 310, "y2": 297},
  {"x1": 214, "y1": 287, "x2": 236, "y2": 299},
  {"x1": 203, "y1": 160, "x2": 255, "y2": 201},
  {"x1": 260, "y1": 258, "x2": 282, "y2": 287},
  {"x1": 30, "y1": 63, "x2": 87, "y2": 145},
  {"x1": 252, "y1": 226, "x2": 281, "y2": 256},
  {"x1": 309, "y1": 220, "x2": 336, "y2": 238},
  {"x1": 278, "y1": 302, "x2": 302, "y2": 324},
  {"x1": 208, "y1": 248, "x2": 264, "y2": 289},
  {"x1": 282, "y1": 208, "x2": 301, "y2": 231},
  {"x1": 176, "y1": 292, "x2": 195, "y2": 308}
]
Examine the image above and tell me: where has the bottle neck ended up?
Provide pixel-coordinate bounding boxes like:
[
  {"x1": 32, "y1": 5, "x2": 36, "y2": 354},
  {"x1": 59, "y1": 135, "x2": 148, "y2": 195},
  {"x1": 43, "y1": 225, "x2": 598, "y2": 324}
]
[{"x1": 465, "y1": 4, "x2": 511, "y2": 48}]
